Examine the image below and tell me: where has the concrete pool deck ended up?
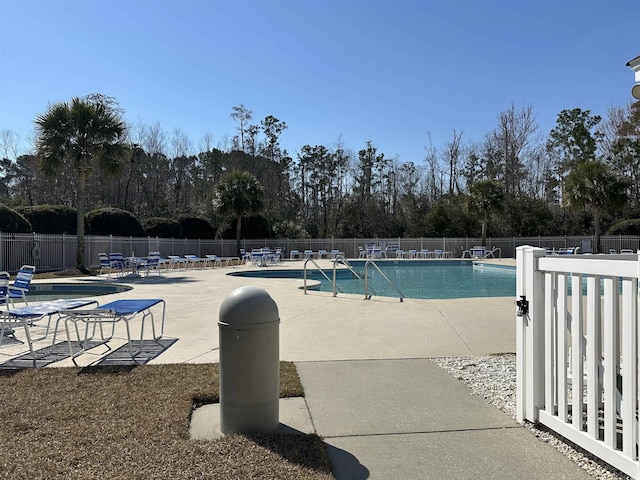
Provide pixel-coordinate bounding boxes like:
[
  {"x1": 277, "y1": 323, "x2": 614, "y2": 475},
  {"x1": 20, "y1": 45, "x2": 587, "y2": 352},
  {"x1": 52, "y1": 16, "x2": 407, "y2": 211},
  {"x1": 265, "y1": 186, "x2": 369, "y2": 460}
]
[
  {"x1": 1, "y1": 258, "x2": 594, "y2": 479},
  {"x1": 23, "y1": 258, "x2": 518, "y2": 365}
]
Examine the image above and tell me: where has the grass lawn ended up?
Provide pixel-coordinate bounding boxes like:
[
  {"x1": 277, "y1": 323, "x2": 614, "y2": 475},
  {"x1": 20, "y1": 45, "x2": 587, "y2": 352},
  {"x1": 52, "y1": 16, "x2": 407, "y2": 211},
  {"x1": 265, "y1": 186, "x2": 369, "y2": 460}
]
[{"x1": 0, "y1": 362, "x2": 334, "y2": 480}]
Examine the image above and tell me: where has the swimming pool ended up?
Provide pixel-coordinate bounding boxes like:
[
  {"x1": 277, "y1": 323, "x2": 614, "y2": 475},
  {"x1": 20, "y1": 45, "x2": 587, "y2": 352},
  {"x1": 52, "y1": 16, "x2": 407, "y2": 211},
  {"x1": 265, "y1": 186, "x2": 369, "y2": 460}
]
[
  {"x1": 25, "y1": 283, "x2": 132, "y2": 302},
  {"x1": 230, "y1": 260, "x2": 516, "y2": 299}
]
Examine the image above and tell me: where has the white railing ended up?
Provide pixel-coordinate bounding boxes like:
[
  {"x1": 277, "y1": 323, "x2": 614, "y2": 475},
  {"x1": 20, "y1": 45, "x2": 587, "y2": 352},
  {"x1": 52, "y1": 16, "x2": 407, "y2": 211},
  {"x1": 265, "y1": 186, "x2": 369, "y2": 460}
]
[{"x1": 516, "y1": 245, "x2": 640, "y2": 478}]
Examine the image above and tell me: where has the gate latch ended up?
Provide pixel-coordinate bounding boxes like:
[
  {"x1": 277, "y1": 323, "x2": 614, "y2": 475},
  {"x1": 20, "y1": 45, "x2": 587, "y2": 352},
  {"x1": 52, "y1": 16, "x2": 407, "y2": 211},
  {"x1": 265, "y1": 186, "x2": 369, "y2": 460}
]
[{"x1": 516, "y1": 295, "x2": 529, "y2": 317}]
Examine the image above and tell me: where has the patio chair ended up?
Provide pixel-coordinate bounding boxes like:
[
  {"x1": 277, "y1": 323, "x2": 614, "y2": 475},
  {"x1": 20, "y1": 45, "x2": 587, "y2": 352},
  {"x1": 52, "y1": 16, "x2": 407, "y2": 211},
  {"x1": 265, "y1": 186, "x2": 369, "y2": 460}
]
[
  {"x1": 108, "y1": 253, "x2": 127, "y2": 276},
  {"x1": 135, "y1": 252, "x2": 162, "y2": 276},
  {"x1": 267, "y1": 248, "x2": 282, "y2": 265},
  {"x1": 61, "y1": 298, "x2": 166, "y2": 366},
  {"x1": 239, "y1": 249, "x2": 252, "y2": 264},
  {"x1": 99, "y1": 253, "x2": 113, "y2": 277},
  {"x1": 5, "y1": 265, "x2": 36, "y2": 306},
  {"x1": 0, "y1": 298, "x2": 99, "y2": 361}
]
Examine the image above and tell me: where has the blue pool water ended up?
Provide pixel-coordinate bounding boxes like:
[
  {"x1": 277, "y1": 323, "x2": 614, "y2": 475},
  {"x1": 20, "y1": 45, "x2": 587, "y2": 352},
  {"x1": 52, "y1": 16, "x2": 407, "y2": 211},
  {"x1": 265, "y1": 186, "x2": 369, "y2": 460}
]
[
  {"x1": 25, "y1": 283, "x2": 132, "y2": 302},
  {"x1": 230, "y1": 260, "x2": 516, "y2": 299}
]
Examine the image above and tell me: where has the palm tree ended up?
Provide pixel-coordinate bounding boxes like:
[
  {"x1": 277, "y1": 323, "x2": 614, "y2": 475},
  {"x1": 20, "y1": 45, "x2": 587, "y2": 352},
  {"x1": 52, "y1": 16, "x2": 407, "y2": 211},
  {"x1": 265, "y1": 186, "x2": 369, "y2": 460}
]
[
  {"x1": 467, "y1": 179, "x2": 505, "y2": 246},
  {"x1": 564, "y1": 160, "x2": 628, "y2": 253},
  {"x1": 35, "y1": 96, "x2": 127, "y2": 272},
  {"x1": 214, "y1": 170, "x2": 264, "y2": 255}
]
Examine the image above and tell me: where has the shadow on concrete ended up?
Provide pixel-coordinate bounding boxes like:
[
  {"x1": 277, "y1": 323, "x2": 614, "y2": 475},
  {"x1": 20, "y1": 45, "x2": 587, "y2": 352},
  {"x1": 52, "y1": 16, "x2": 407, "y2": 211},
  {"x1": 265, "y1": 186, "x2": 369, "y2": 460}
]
[
  {"x1": 324, "y1": 443, "x2": 370, "y2": 480},
  {"x1": 95, "y1": 337, "x2": 178, "y2": 366},
  {"x1": 76, "y1": 275, "x2": 200, "y2": 286},
  {"x1": 0, "y1": 340, "x2": 105, "y2": 369}
]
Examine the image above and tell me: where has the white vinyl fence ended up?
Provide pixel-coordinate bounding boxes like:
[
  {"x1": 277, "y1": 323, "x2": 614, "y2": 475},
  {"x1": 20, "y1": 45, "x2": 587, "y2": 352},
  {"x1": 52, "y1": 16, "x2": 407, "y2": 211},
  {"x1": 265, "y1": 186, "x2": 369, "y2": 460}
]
[
  {"x1": 1, "y1": 232, "x2": 640, "y2": 274},
  {"x1": 517, "y1": 245, "x2": 640, "y2": 478}
]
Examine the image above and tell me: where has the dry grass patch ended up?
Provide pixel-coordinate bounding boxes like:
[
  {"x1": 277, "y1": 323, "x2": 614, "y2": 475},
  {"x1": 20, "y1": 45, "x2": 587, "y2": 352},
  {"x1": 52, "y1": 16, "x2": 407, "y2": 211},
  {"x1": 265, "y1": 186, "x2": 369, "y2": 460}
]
[{"x1": 0, "y1": 363, "x2": 334, "y2": 480}]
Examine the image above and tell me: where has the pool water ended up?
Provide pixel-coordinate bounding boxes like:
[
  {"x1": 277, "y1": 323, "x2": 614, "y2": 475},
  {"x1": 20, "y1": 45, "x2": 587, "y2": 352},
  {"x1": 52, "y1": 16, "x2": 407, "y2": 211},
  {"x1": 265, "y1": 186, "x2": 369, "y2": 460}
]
[
  {"x1": 230, "y1": 260, "x2": 516, "y2": 299},
  {"x1": 24, "y1": 283, "x2": 132, "y2": 302}
]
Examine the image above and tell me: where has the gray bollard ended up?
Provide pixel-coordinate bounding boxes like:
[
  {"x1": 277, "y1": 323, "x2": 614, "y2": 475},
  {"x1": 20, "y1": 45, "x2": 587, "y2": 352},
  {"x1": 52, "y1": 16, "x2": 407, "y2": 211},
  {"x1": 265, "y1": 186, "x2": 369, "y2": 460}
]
[{"x1": 218, "y1": 286, "x2": 280, "y2": 434}]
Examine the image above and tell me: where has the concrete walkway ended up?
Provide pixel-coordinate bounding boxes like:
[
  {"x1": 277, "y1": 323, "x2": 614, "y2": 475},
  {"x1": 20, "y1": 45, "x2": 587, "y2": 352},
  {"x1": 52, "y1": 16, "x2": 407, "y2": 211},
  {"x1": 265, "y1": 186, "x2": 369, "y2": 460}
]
[{"x1": 2, "y1": 260, "x2": 593, "y2": 478}]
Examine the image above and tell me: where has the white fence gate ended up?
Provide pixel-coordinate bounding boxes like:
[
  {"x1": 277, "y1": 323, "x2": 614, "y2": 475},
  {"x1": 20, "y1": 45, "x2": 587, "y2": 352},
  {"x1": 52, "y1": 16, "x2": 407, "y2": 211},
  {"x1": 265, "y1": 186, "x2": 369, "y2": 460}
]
[{"x1": 516, "y1": 245, "x2": 640, "y2": 478}]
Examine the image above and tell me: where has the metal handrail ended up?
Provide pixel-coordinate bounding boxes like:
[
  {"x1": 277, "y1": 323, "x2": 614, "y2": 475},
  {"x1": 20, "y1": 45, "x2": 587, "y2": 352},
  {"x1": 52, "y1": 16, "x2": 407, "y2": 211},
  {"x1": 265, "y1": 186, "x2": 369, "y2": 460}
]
[
  {"x1": 364, "y1": 259, "x2": 404, "y2": 302},
  {"x1": 303, "y1": 255, "x2": 404, "y2": 302},
  {"x1": 332, "y1": 255, "x2": 362, "y2": 297},
  {"x1": 303, "y1": 257, "x2": 340, "y2": 294}
]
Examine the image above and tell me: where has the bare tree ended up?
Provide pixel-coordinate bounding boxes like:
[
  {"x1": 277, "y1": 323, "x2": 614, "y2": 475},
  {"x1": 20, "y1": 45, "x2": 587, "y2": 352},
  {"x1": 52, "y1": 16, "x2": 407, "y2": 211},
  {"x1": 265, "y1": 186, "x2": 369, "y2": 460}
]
[
  {"x1": 441, "y1": 129, "x2": 463, "y2": 194},
  {"x1": 424, "y1": 132, "x2": 443, "y2": 203},
  {"x1": 0, "y1": 129, "x2": 22, "y2": 160},
  {"x1": 170, "y1": 127, "x2": 193, "y2": 158},
  {"x1": 199, "y1": 132, "x2": 215, "y2": 153},
  {"x1": 230, "y1": 104, "x2": 253, "y2": 153},
  {"x1": 486, "y1": 103, "x2": 538, "y2": 196}
]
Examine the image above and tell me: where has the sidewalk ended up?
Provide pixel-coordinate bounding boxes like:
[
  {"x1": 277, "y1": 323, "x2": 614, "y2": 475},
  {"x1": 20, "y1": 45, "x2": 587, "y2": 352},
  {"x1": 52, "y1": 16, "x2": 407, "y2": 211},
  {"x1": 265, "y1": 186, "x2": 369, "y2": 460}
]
[{"x1": 296, "y1": 359, "x2": 592, "y2": 480}]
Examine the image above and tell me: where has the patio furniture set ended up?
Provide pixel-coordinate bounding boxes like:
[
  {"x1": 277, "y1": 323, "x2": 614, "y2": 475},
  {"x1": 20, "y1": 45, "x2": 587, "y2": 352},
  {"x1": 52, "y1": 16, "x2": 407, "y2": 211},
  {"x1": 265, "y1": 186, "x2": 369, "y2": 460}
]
[{"x1": 0, "y1": 264, "x2": 167, "y2": 367}]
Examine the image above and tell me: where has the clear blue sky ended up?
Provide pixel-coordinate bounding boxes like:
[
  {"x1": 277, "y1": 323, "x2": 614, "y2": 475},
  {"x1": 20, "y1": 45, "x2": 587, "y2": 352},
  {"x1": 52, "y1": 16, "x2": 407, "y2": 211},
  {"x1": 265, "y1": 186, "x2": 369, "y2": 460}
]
[{"x1": 1, "y1": 0, "x2": 638, "y2": 163}]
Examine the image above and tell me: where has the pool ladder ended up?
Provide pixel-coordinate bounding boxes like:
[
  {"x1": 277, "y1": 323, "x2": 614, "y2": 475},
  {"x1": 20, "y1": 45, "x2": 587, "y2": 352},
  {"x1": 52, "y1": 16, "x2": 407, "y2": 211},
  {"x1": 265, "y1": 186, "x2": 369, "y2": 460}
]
[{"x1": 303, "y1": 255, "x2": 404, "y2": 302}]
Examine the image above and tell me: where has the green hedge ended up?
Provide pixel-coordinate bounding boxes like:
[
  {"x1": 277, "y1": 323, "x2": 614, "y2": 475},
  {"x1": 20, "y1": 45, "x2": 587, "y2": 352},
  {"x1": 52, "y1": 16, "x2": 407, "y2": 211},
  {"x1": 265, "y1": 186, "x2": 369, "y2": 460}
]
[
  {"x1": 176, "y1": 215, "x2": 215, "y2": 239},
  {"x1": 143, "y1": 217, "x2": 183, "y2": 238},
  {"x1": 0, "y1": 204, "x2": 33, "y2": 233},
  {"x1": 86, "y1": 207, "x2": 145, "y2": 237},
  {"x1": 16, "y1": 204, "x2": 78, "y2": 234},
  {"x1": 606, "y1": 219, "x2": 640, "y2": 235}
]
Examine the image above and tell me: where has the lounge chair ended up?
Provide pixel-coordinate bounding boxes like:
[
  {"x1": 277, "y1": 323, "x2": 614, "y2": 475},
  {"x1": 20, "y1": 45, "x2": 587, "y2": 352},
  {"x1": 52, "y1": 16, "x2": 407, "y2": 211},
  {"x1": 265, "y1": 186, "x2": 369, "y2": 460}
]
[
  {"x1": 135, "y1": 252, "x2": 162, "y2": 276},
  {"x1": 289, "y1": 250, "x2": 302, "y2": 260},
  {"x1": 480, "y1": 246, "x2": 501, "y2": 259},
  {"x1": 3, "y1": 265, "x2": 36, "y2": 306},
  {"x1": 184, "y1": 254, "x2": 211, "y2": 268},
  {"x1": 167, "y1": 255, "x2": 188, "y2": 269},
  {"x1": 205, "y1": 254, "x2": 223, "y2": 268},
  {"x1": 61, "y1": 298, "x2": 166, "y2": 366},
  {"x1": 386, "y1": 241, "x2": 400, "y2": 257},
  {"x1": 330, "y1": 249, "x2": 345, "y2": 259},
  {"x1": 0, "y1": 298, "x2": 99, "y2": 360}
]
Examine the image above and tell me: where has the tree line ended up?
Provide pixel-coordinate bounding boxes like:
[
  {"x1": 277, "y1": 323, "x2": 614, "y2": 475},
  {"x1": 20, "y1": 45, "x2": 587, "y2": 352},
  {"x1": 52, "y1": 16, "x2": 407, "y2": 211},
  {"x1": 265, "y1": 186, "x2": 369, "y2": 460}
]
[{"x1": 1, "y1": 95, "x2": 639, "y2": 257}]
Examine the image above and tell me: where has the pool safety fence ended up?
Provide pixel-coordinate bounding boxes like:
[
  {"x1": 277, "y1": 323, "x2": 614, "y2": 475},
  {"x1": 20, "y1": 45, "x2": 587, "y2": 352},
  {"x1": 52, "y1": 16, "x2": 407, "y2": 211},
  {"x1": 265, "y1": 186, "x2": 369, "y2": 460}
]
[
  {"x1": 0, "y1": 232, "x2": 638, "y2": 273},
  {"x1": 516, "y1": 245, "x2": 640, "y2": 479}
]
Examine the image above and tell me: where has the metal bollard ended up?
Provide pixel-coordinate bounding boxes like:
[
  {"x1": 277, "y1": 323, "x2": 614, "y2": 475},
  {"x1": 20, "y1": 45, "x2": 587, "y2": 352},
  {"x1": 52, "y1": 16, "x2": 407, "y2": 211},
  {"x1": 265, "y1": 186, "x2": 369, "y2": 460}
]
[{"x1": 218, "y1": 286, "x2": 280, "y2": 434}]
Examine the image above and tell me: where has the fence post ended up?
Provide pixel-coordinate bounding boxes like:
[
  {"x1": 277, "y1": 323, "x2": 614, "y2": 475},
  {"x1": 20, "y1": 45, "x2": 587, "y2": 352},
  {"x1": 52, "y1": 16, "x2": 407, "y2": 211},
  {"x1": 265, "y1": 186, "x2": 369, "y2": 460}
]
[{"x1": 516, "y1": 245, "x2": 546, "y2": 423}]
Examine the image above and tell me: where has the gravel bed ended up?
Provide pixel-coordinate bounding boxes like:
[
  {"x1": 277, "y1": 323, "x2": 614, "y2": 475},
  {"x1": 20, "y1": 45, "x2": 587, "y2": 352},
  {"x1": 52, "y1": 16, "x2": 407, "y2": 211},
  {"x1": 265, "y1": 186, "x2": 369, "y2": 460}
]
[{"x1": 431, "y1": 354, "x2": 630, "y2": 480}]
